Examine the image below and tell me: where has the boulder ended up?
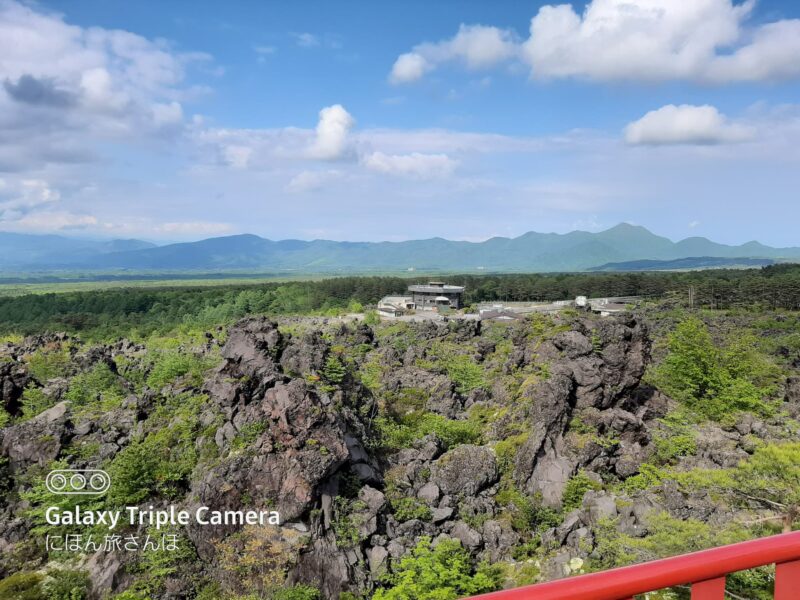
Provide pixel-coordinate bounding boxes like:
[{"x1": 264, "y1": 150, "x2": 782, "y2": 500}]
[
  {"x1": 430, "y1": 445, "x2": 498, "y2": 497},
  {"x1": 0, "y1": 401, "x2": 72, "y2": 472}
]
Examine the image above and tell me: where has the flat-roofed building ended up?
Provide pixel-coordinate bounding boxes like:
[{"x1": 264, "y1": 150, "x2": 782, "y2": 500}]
[
  {"x1": 377, "y1": 295, "x2": 415, "y2": 317},
  {"x1": 408, "y1": 281, "x2": 465, "y2": 311}
]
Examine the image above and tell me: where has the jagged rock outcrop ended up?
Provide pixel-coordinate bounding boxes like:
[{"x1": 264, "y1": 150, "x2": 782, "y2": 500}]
[
  {"x1": 0, "y1": 361, "x2": 30, "y2": 417},
  {"x1": 188, "y1": 318, "x2": 380, "y2": 597},
  {"x1": 2, "y1": 311, "x2": 779, "y2": 599},
  {"x1": 430, "y1": 445, "x2": 498, "y2": 497},
  {"x1": 0, "y1": 401, "x2": 73, "y2": 473},
  {"x1": 514, "y1": 317, "x2": 652, "y2": 507}
]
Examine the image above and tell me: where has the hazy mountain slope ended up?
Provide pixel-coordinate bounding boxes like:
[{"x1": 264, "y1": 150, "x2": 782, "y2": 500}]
[
  {"x1": 0, "y1": 232, "x2": 156, "y2": 269},
  {"x1": 589, "y1": 256, "x2": 776, "y2": 272},
  {"x1": 2, "y1": 224, "x2": 798, "y2": 272}
]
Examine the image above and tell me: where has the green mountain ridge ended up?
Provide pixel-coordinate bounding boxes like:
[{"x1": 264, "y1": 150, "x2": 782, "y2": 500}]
[{"x1": 1, "y1": 224, "x2": 798, "y2": 273}]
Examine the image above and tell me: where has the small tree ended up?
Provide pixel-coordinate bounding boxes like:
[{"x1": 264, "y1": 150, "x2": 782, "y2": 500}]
[
  {"x1": 730, "y1": 443, "x2": 800, "y2": 533},
  {"x1": 373, "y1": 537, "x2": 501, "y2": 600},
  {"x1": 649, "y1": 317, "x2": 777, "y2": 420},
  {"x1": 679, "y1": 442, "x2": 800, "y2": 533}
]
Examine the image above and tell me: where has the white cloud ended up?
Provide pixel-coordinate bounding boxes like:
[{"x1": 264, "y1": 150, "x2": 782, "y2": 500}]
[
  {"x1": 285, "y1": 169, "x2": 342, "y2": 193},
  {"x1": 391, "y1": 1, "x2": 800, "y2": 84},
  {"x1": 625, "y1": 104, "x2": 755, "y2": 145},
  {"x1": 523, "y1": 0, "x2": 800, "y2": 83},
  {"x1": 308, "y1": 104, "x2": 355, "y2": 160},
  {"x1": 390, "y1": 53, "x2": 431, "y2": 84},
  {"x1": 154, "y1": 221, "x2": 234, "y2": 235},
  {"x1": 390, "y1": 24, "x2": 517, "y2": 84},
  {"x1": 361, "y1": 152, "x2": 457, "y2": 179},
  {"x1": 222, "y1": 144, "x2": 254, "y2": 169},
  {"x1": 194, "y1": 117, "x2": 560, "y2": 174},
  {"x1": 293, "y1": 32, "x2": 319, "y2": 48},
  {"x1": 0, "y1": 178, "x2": 61, "y2": 219},
  {"x1": 6, "y1": 210, "x2": 97, "y2": 231},
  {"x1": 0, "y1": 0, "x2": 203, "y2": 172},
  {"x1": 151, "y1": 101, "x2": 183, "y2": 128}
]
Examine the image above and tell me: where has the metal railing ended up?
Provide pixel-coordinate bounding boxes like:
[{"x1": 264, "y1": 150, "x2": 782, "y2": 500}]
[{"x1": 467, "y1": 531, "x2": 800, "y2": 600}]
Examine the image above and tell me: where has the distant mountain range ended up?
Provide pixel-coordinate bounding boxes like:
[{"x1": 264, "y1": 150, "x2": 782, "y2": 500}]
[
  {"x1": 589, "y1": 256, "x2": 777, "y2": 272},
  {"x1": 1, "y1": 224, "x2": 798, "y2": 274},
  {"x1": 0, "y1": 232, "x2": 156, "y2": 270}
]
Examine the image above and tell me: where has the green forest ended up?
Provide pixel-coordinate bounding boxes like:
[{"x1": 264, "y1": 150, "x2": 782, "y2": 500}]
[{"x1": 0, "y1": 265, "x2": 798, "y2": 339}]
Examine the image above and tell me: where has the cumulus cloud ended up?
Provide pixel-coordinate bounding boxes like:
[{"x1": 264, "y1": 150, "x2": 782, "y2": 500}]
[
  {"x1": 390, "y1": 53, "x2": 431, "y2": 85},
  {"x1": 0, "y1": 0, "x2": 203, "y2": 173},
  {"x1": 391, "y1": 0, "x2": 800, "y2": 84},
  {"x1": 3, "y1": 74, "x2": 75, "y2": 107},
  {"x1": 390, "y1": 25, "x2": 518, "y2": 84},
  {"x1": 523, "y1": 0, "x2": 800, "y2": 82},
  {"x1": 625, "y1": 104, "x2": 756, "y2": 146},
  {"x1": 308, "y1": 104, "x2": 355, "y2": 160},
  {"x1": 361, "y1": 152, "x2": 457, "y2": 179}
]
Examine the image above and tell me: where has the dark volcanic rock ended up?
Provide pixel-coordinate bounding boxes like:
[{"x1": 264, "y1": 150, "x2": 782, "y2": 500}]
[
  {"x1": 189, "y1": 317, "x2": 379, "y2": 583},
  {"x1": 0, "y1": 401, "x2": 72, "y2": 472},
  {"x1": 430, "y1": 445, "x2": 498, "y2": 497},
  {"x1": 515, "y1": 317, "x2": 652, "y2": 507},
  {"x1": 280, "y1": 331, "x2": 328, "y2": 377},
  {"x1": 0, "y1": 361, "x2": 29, "y2": 417}
]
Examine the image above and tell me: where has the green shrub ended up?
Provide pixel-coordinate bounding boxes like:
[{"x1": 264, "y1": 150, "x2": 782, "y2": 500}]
[
  {"x1": 0, "y1": 572, "x2": 44, "y2": 600},
  {"x1": 652, "y1": 412, "x2": 698, "y2": 465},
  {"x1": 373, "y1": 537, "x2": 501, "y2": 600},
  {"x1": 390, "y1": 497, "x2": 432, "y2": 522},
  {"x1": 110, "y1": 591, "x2": 150, "y2": 600},
  {"x1": 494, "y1": 432, "x2": 529, "y2": 476},
  {"x1": 20, "y1": 386, "x2": 56, "y2": 420},
  {"x1": 25, "y1": 347, "x2": 71, "y2": 382},
  {"x1": 322, "y1": 355, "x2": 347, "y2": 385},
  {"x1": 648, "y1": 318, "x2": 778, "y2": 421},
  {"x1": 591, "y1": 512, "x2": 770, "y2": 598},
  {"x1": 130, "y1": 527, "x2": 197, "y2": 595},
  {"x1": 332, "y1": 496, "x2": 363, "y2": 548},
  {"x1": 495, "y1": 484, "x2": 536, "y2": 532},
  {"x1": 562, "y1": 471, "x2": 601, "y2": 511},
  {"x1": 376, "y1": 412, "x2": 481, "y2": 452},
  {"x1": 231, "y1": 422, "x2": 267, "y2": 450},
  {"x1": 442, "y1": 354, "x2": 486, "y2": 395},
  {"x1": 357, "y1": 356, "x2": 383, "y2": 391},
  {"x1": 272, "y1": 585, "x2": 321, "y2": 600},
  {"x1": 65, "y1": 362, "x2": 125, "y2": 409},
  {"x1": 620, "y1": 463, "x2": 666, "y2": 494},
  {"x1": 146, "y1": 351, "x2": 210, "y2": 389},
  {"x1": 107, "y1": 441, "x2": 159, "y2": 505},
  {"x1": 22, "y1": 459, "x2": 106, "y2": 540},
  {"x1": 42, "y1": 569, "x2": 90, "y2": 600}
]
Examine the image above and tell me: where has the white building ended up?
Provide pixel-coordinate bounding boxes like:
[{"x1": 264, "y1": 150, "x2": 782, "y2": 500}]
[{"x1": 377, "y1": 296, "x2": 415, "y2": 317}]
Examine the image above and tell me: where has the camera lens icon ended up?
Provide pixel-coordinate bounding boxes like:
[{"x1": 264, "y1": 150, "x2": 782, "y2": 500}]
[
  {"x1": 46, "y1": 470, "x2": 110, "y2": 495},
  {"x1": 48, "y1": 472, "x2": 68, "y2": 492}
]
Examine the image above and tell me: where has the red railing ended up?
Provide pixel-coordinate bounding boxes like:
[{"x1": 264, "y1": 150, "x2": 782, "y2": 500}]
[{"x1": 468, "y1": 531, "x2": 800, "y2": 600}]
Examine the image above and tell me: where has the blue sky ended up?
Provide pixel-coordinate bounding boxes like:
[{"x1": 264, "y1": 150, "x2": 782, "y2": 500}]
[{"x1": 0, "y1": 0, "x2": 798, "y2": 246}]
